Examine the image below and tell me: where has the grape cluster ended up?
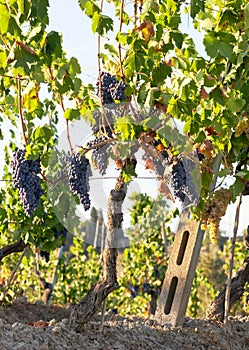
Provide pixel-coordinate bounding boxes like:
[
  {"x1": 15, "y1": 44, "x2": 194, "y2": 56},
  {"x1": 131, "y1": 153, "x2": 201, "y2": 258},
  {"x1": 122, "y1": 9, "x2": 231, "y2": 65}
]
[
  {"x1": 11, "y1": 149, "x2": 43, "y2": 216},
  {"x1": 147, "y1": 138, "x2": 199, "y2": 205},
  {"x1": 201, "y1": 188, "x2": 231, "y2": 242},
  {"x1": 169, "y1": 160, "x2": 186, "y2": 203},
  {"x1": 96, "y1": 72, "x2": 126, "y2": 105},
  {"x1": 110, "y1": 81, "x2": 126, "y2": 101},
  {"x1": 91, "y1": 111, "x2": 113, "y2": 137},
  {"x1": 87, "y1": 135, "x2": 109, "y2": 175},
  {"x1": 65, "y1": 153, "x2": 91, "y2": 211}
]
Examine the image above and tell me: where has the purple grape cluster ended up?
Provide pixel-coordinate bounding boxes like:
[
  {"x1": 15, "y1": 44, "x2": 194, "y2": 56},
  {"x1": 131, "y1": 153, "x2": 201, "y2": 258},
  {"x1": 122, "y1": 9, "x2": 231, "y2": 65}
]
[
  {"x1": 110, "y1": 81, "x2": 126, "y2": 101},
  {"x1": 170, "y1": 160, "x2": 186, "y2": 203},
  {"x1": 87, "y1": 135, "x2": 109, "y2": 175},
  {"x1": 66, "y1": 153, "x2": 91, "y2": 211},
  {"x1": 91, "y1": 111, "x2": 113, "y2": 137},
  {"x1": 96, "y1": 72, "x2": 126, "y2": 105},
  {"x1": 11, "y1": 149, "x2": 44, "y2": 217}
]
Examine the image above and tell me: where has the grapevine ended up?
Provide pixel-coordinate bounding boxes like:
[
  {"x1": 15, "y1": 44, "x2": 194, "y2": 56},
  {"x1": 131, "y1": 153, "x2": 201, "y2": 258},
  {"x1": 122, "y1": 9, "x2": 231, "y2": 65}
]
[{"x1": 11, "y1": 149, "x2": 44, "y2": 216}]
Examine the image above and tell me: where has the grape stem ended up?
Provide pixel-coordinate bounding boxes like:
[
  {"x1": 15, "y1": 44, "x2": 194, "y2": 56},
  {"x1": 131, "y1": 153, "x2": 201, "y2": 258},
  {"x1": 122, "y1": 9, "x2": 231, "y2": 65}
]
[
  {"x1": 40, "y1": 171, "x2": 55, "y2": 185},
  {"x1": 77, "y1": 137, "x2": 117, "y2": 154},
  {"x1": 17, "y1": 74, "x2": 28, "y2": 146}
]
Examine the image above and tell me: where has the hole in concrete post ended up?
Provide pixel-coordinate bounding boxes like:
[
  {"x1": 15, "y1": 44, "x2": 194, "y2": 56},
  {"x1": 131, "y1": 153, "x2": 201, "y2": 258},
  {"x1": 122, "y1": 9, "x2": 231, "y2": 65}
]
[
  {"x1": 164, "y1": 276, "x2": 178, "y2": 315},
  {"x1": 176, "y1": 230, "x2": 189, "y2": 266}
]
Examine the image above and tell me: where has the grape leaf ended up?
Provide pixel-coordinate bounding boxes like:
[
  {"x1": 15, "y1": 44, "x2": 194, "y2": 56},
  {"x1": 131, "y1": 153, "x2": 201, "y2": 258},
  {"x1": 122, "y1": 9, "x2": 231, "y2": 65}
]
[
  {"x1": 64, "y1": 108, "x2": 81, "y2": 121},
  {"x1": 0, "y1": 4, "x2": 10, "y2": 34},
  {"x1": 92, "y1": 13, "x2": 113, "y2": 35},
  {"x1": 245, "y1": 3, "x2": 249, "y2": 34}
]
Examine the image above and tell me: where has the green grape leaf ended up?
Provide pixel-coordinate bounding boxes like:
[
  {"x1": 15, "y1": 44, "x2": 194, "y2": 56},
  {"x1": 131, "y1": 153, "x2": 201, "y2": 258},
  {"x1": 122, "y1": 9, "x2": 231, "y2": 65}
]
[
  {"x1": 85, "y1": 1, "x2": 100, "y2": 17},
  {"x1": 226, "y1": 97, "x2": 245, "y2": 112},
  {"x1": 232, "y1": 177, "x2": 245, "y2": 200},
  {"x1": 245, "y1": 3, "x2": 249, "y2": 34},
  {"x1": 31, "y1": 124, "x2": 53, "y2": 143},
  {"x1": 12, "y1": 46, "x2": 37, "y2": 75},
  {"x1": 92, "y1": 12, "x2": 113, "y2": 35},
  {"x1": 31, "y1": 0, "x2": 49, "y2": 25},
  {"x1": 78, "y1": 0, "x2": 89, "y2": 11},
  {"x1": 236, "y1": 170, "x2": 249, "y2": 181},
  {"x1": 104, "y1": 43, "x2": 119, "y2": 58},
  {"x1": 45, "y1": 31, "x2": 62, "y2": 58},
  {"x1": 203, "y1": 32, "x2": 219, "y2": 58},
  {"x1": 190, "y1": 0, "x2": 205, "y2": 19},
  {"x1": 17, "y1": 0, "x2": 25, "y2": 14},
  {"x1": 0, "y1": 3, "x2": 10, "y2": 34},
  {"x1": 115, "y1": 117, "x2": 136, "y2": 140},
  {"x1": 64, "y1": 108, "x2": 81, "y2": 121},
  {"x1": 122, "y1": 165, "x2": 137, "y2": 183},
  {"x1": 69, "y1": 57, "x2": 81, "y2": 75}
]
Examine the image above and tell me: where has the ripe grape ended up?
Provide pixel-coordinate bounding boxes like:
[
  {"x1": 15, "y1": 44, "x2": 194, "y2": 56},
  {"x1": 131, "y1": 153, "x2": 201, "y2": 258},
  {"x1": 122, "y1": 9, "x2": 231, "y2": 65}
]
[
  {"x1": 65, "y1": 152, "x2": 92, "y2": 211},
  {"x1": 169, "y1": 160, "x2": 186, "y2": 203},
  {"x1": 96, "y1": 72, "x2": 126, "y2": 105},
  {"x1": 202, "y1": 188, "x2": 231, "y2": 242},
  {"x1": 148, "y1": 138, "x2": 199, "y2": 205},
  {"x1": 87, "y1": 135, "x2": 110, "y2": 175},
  {"x1": 110, "y1": 81, "x2": 126, "y2": 101},
  {"x1": 11, "y1": 149, "x2": 43, "y2": 216}
]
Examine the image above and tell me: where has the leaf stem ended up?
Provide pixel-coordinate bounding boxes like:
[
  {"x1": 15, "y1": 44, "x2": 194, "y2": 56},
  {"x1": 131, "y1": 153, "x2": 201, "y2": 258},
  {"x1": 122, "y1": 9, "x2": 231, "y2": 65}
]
[{"x1": 1, "y1": 247, "x2": 28, "y2": 302}]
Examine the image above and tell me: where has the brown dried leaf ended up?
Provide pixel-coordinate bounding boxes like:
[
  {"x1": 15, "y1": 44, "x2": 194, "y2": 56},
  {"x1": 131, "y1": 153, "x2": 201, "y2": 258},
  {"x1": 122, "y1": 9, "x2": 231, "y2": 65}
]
[{"x1": 136, "y1": 20, "x2": 155, "y2": 43}]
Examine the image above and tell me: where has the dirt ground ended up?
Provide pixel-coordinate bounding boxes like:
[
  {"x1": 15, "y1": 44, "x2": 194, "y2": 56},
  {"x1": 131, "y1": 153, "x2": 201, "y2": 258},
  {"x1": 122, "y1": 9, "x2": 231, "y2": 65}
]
[{"x1": 0, "y1": 299, "x2": 248, "y2": 350}]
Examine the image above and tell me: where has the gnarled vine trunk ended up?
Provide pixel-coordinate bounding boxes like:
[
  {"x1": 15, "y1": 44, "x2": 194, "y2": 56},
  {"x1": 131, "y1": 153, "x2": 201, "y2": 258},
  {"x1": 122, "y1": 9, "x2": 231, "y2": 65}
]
[
  {"x1": 206, "y1": 256, "x2": 249, "y2": 322},
  {"x1": 70, "y1": 160, "x2": 136, "y2": 332}
]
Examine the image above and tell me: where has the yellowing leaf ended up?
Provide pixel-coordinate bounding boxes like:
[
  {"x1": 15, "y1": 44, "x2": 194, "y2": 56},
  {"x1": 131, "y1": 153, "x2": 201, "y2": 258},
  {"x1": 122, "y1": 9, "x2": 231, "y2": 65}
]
[
  {"x1": 23, "y1": 82, "x2": 40, "y2": 113},
  {"x1": 136, "y1": 20, "x2": 155, "y2": 43},
  {"x1": 234, "y1": 117, "x2": 249, "y2": 137}
]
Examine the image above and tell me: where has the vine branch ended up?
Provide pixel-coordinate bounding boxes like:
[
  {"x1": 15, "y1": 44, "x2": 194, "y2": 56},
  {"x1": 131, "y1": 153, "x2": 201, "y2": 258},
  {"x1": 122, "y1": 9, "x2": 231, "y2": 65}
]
[{"x1": 0, "y1": 246, "x2": 28, "y2": 303}]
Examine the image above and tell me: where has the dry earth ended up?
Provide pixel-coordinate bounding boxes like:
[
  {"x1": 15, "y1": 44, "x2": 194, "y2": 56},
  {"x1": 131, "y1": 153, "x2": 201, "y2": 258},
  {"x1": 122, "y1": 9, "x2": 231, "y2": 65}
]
[{"x1": 0, "y1": 299, "x2": 248, "y2": 350}]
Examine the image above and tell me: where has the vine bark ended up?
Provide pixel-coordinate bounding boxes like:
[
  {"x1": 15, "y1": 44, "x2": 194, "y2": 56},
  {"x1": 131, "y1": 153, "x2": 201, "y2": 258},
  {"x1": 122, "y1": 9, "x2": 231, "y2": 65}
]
[
  {"x1": 206, "y1": 256, "x2": 249, "y2": 322},
  {"x1": 70, "y1": 159, "x2": 136, "y2": 331}
]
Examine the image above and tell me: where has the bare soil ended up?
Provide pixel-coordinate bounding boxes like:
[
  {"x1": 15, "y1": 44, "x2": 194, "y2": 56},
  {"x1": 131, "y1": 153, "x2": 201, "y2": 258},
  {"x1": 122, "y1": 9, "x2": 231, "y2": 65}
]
[{"x1": 0, "y1": 299, "x2": 248, "y2": 350}]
